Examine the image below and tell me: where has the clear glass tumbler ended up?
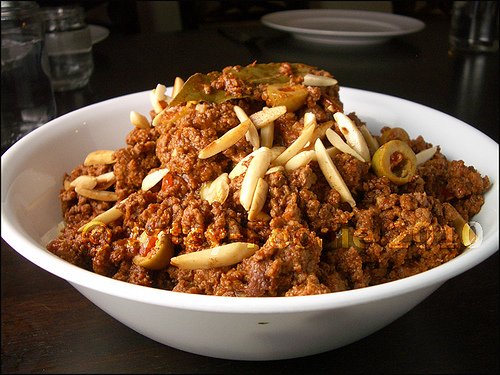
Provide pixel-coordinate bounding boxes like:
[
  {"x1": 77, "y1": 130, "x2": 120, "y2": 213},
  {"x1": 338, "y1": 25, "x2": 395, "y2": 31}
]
[
  {"x1": 1, "y1": 1, "x2": 57, "y2": 151},
  {"x1": 40, "y1": 5, "x2": 94, "y2": 91},
  {"x1": 449, "y1": 1, "x2": 499, "y2": 52}
]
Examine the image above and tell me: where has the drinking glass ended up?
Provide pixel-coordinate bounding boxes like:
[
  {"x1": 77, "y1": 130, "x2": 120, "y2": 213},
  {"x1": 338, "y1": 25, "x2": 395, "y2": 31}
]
[
  {"x1": 1, "y1": 1, "x2": 56, "y2": 151},
  {"x1": 449, "y1": 1, "x2": 499, "y2": 52},
  {"x1": 40, "y1": 5, "x2": 94, "y2": 91}
]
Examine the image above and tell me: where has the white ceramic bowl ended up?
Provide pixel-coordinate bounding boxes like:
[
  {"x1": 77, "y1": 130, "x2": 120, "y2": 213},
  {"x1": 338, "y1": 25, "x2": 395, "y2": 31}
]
[{"x1": 2, "y1": 88, "x2": 498, "y2": 361}]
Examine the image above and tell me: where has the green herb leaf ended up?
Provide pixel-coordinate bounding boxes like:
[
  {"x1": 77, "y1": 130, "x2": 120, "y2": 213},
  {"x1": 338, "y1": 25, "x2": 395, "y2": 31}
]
[{"x1": 169, "y1": 63, "x2": 314, "y2": 106}]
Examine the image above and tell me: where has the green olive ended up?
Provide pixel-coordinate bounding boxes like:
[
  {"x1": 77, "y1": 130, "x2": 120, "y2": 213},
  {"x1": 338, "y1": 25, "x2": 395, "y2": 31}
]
[
  {"x1": 378, "y1": 127, "x2": 410, "y2": 145},
  {"x1": 133, "y1": 230, "x2": 174, "y2": 270},
  {"x1": 443, "y1": 203, "x2": 477, "y2": 247},
  {"x1": 371, "y1": 140, "x2": 417, "y2": 185},
  {"x1": 266, "y1": 83, "x2": 308, "y2": 112}
]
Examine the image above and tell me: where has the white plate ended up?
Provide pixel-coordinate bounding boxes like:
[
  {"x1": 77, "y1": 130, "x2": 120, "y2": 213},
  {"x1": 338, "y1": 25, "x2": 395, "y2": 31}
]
[
  {"x1": 90, "y1": 24, "x2": 109, "y2": 44},
  {"x1": 261, "y1": 9, "x2": 425, "y2": 46}
]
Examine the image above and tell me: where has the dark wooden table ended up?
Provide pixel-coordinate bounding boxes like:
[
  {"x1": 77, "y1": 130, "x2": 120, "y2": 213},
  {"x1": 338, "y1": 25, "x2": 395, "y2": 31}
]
[{"x1": 2, "y1": 12, "x2": 498, "y2": 374}]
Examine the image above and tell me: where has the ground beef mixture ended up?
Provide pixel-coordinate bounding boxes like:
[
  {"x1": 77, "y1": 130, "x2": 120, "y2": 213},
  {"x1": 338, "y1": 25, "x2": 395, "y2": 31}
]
[{"x1": 47, "y1": 62, "x2": 490, "y2": 297}]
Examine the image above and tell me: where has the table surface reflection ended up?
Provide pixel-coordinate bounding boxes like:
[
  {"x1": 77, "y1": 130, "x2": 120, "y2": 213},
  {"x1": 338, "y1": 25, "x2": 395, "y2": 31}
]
[{"x1": 2, "y1": 12, "x2": 498, "y2": 374}]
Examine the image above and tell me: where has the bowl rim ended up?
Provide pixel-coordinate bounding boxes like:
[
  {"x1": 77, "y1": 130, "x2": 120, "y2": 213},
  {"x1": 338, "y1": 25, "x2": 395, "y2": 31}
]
[{"x1": 2, "y1": 88, "x2": 498, "y2": 314}]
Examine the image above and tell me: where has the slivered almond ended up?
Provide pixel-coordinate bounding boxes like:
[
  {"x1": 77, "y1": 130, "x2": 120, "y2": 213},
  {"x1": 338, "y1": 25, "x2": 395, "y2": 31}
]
[
  {"x1": 199, "y1": 182, "x2": 210, "y2": 201},
  {"x1": 416, "y1": 146, "x2": 437, "y2": 165},
  {"x1": 270, "y1": 146, "x2": 286, "y2": 161},
  {"x1": 260, "y1": 120, "x2": 274, "y2": 148},
  {"x1": 201, "y1": 173, "x2": 230, "y2": 204},
  {"x1": 152, "y1": 105, "x2": 169, "y2": 127},
  {"x1": 172, "y1": 76, "x2": 184, "y2": 98},
  {"x1": 142, "y1": 168, "x2": 169, "y2": 191},
  {"x1": 234, "y1": 106, "x2": 260, "y2": 150},
  {"x1": 248, "y1": 178, "x2": 268, "y2": 221},
  {"x1": 151, "y1": 101, "x2": 192, "y2": 127},
  {"x1": 229, "y1": 147, "x2": 269, "y2": 179},
  {"x1": 155, "y1": 84, "x2": 167, "y2": 101},
  {"x1": 70, "y1": 175, "x2": 97, "y2": 189},
  {"x1": 75, "y1": 186, "x2": 118, "y2": 201},
  {"x1": 230, "y1": 151, "x2": 284, "y2": 180},
  {"x1": 229, "y1": 165, "x2": 246, "y2": 180},
  {"x1": 93, "y1": 205, "x2": 124, "y2": 224},
  {"x1": 130, "y1": 110, "x2": 150, "y2": 129},
  {"x1": 307, "y1": 120, "x2": 334, "y2": 148},
  {"x1": 266, "y1": 165, "x2": 284, "y2": 175},
  {"x1": 333, "y1": 113, "x2": 371, "y2": 163},
  {"x1": 240, "y1": 147, "x2": 272, "y2": 211},
  {"x1": 229, "y1": 153, "x2": 253, "y2": 179},
  {"x1": 272, "y1": 122, "x2": 315, "y2": 166},
  {"x1": 311, "y1": 146, "x2": 340, "y2": 162},
  {"x1": 234, "y1": 105, "x2": 250, "y2": 122},
  {"x1": 315, "y1": 139, "x2": 356, "y2": 208},
  {"x1": 284, "y1": 150, "x2": 315, "y2": 172},
  {"x1": 84, "y1": 150, "x2": 116, "y2": 166},
  {"x1": 149, "y1": 90, "x2": 164, "y2": 113},
  {"x1": 246, "y1": 121, "x2": 260, "y2": 151},
  {"x1": 78, "y1": 207, "x2": 123, "y2": 231},
  {"x1": 95, "y1": 171, "x2": 116, "y2": 189},
  {"x1": 359, "y1": 125, "x2": 379, "y2": 155},
  {"x1": 170, "y1": 242, "x2": 259, "y2": 269},
  {"x1": 249, "y1": 106, "x2": 286, "y2": 129},
  {"x1": 303, "y1": 73, "x2": 338, "y2": 86},
  {"x1": 303, "y1": 112, "x2": 316, "y2": 127},
  {"x1": 77, "y1": 196, "x2": 130, "y2": 232},
  {"x1": 212, "y1": 173, "x2": 230, "y2": 202},
  {"x1": 326, "y1": 128, "x2": 366, "y2": 162},
  {"x1": 300, "y1": 113, "x2": 318, "y2": 148},
  {"x1": 199, "y1": 119, "x2": 251, "y2": 159}
]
